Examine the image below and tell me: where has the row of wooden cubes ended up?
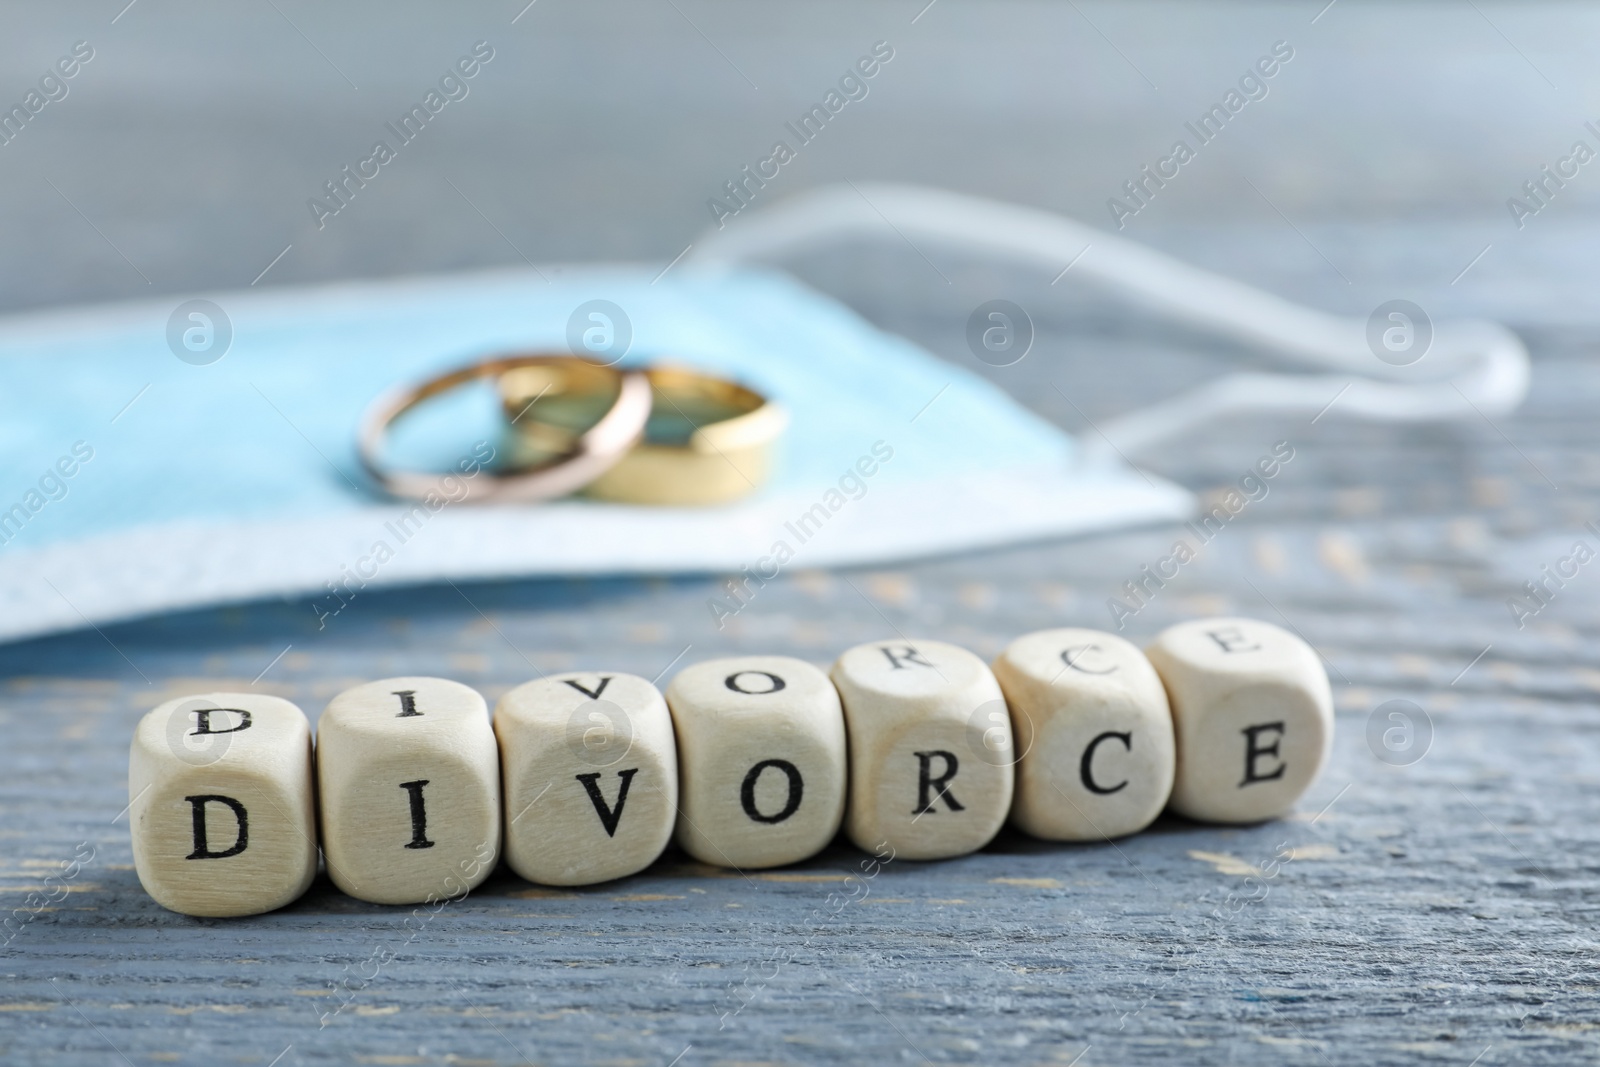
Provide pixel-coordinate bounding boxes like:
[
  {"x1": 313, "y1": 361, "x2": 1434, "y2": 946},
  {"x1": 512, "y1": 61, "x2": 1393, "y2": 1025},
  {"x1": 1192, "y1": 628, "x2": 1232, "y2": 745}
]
[{"x1": 129, "y1": 617, "x2": 1333, "y2": 917}]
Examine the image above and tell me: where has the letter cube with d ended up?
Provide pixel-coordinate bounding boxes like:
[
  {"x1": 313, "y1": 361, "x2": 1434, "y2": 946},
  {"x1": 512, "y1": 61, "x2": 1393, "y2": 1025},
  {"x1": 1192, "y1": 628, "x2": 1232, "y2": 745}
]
[
  {"x1": 129, "y1": 693, "x2": 317, "y2": 917},
  {"x1": 1145, "y1": 618, "x2": 1333, "y2": 823},
  {"x1": 317, "y1": 677, "x2": 501, "y2": 905},
  {"x1": 665, "y1": 656, "x2": 846, "y2": 869},
  {"x1": 993, "y1": 628, "x2": 1175, "y2": 841},
  {"x1": 831, "y1": 639, "x2": 1014, "y2": 861},
  {"x1": 494, "y1": 671, "x2": 678, "y2": 886}
]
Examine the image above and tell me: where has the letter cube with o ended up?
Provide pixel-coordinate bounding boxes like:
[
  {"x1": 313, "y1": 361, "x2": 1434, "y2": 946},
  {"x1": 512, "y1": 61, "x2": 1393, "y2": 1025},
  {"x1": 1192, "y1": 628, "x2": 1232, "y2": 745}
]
[
  {"x1": 317, "y1": 677, "x2": 501, "y2": 905},
  {"x1": 494, "y1": 672, "x2": 678, "y2": 886},
  {"x1": 993, "y1": 628, "x2": 1175, "y2": 841},
  {"x1": 1145, "y1": 618, "x2": 1333, "y2": 823},
  {"x1": 831, "y1": 640, "x2": 1014, "y2": 861},
  {"x1": 129, "y1": 693, "x2": 317, "y2": 917},
  {"x1": 665, "y1": 656, "x2": 846, "y2": 869}
]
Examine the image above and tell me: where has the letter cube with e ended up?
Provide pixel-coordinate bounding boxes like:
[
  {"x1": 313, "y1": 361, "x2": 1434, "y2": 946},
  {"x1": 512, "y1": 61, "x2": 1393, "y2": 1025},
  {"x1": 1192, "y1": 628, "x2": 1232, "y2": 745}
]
[
  {"x1": 831, "y1": 640, "x2": 1014, "y2": 861},
  {"x1": 993, "y1": 628, "x2": 1175, "y2": 841},
  {"x1": 665, "y1": 656, "x2": 846, "y2": 869},
  {"x1": 1145, "y1": 618, "x2": 1333, "y2": 823},
  {"x1": 494, "y1": 672, "x2": 678, "y2": 886},
  {"x1": 317, "y1": 677, "x2": 501, "y2": 905},
  {"x1": 128, "y1": 693, "x2": 317, "y2": 917}
]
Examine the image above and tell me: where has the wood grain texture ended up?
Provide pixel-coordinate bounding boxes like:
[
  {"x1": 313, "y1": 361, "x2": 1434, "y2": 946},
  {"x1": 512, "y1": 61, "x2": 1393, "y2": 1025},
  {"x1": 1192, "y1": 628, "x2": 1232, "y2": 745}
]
[
  {"x1": 994, "y1": 628, "x2": 1175, "y2": 842},
  {"x1": 1146, "y1": 618, "x2": 1333, "y2": 824},
  {"x1": 667, "y1": 656, "x2": 847, "y2": 870},
  {"x1": 832, "y1": 639, "x2": 1014, "y2": 861},
  {"x1": 127, "y1": 693, "x2": 317, "y2": 918},
  {"x1": 4, "y1": 4, "x2": 1599, "y2": 1062},
  {"x1": 4, "y1": 317, "x2": 1592, "y2": 1065},
  {"x1": 316, "y1": 677, "x2": 500, "y2": 906},
  {"x1": 495, "y1": 672, "x2": 679, "y2": 887}
]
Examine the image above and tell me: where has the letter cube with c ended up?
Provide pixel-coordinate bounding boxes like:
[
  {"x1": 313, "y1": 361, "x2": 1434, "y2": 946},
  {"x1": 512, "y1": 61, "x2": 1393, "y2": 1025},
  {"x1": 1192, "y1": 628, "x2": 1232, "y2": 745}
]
[
  {"x1": 128, "y1": 693, "x2": 317, "y2": 917},
  {"x1": 494, "y1": 672, "x2": 678, "y2": 886},
  {"x1": 831, "y1": 639, "x2": 1014, "y2": 860},
  {"x1": 317, "y1": 677, "x2": 501, "y2": 904},
  {"x1": 1145, "y1": 618, "x2": 1333, "y2": 823},
  {"x1": 993, "y1": 628, "x2": 1175, "y2": 841},
  {"x1": 664, "y1": 656, "x2": 846, "y2": 869}
]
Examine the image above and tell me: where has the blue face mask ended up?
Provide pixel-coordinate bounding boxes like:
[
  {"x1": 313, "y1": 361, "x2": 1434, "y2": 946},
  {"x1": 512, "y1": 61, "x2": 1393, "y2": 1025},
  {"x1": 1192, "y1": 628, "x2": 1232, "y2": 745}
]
[{"x1": 0, "y1": 184, "x2": 1524, "y2": 644}]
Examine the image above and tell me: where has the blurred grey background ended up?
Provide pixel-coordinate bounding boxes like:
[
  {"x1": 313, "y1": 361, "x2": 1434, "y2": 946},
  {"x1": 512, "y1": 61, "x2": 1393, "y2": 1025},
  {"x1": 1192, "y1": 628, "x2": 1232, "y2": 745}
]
[
  {"x1": 2, "y1": 0, "x2": 1596, "y2": 328},
  {"x1": 7, "y1": 6, "x2": 1600, "y2": 1065}
]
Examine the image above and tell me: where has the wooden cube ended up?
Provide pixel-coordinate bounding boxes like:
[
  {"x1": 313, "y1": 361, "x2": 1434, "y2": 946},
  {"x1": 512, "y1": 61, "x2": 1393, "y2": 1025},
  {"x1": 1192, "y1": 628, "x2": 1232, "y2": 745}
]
[
  {"x1": 992, "y1": 628, "x2": 1175, "y2": 841},
  {"x1": 664, "y1": 656, "x2": 846, "y2": 869},
  {"x1": 128, "y1": 693, "x2": 317, "y2": 917},
  {"x1": 317, "y1": 677, "x2": 501, "y2": 905},
  {"x1": 493, "y1": 671, "x2": 678, "y2": 886},
  {"x1": 1145, "y1": 617, "x2": 1334, "y2": 824},
  {"x1": 831, "y1": 639, "x2": 1014, "y2": 861}
]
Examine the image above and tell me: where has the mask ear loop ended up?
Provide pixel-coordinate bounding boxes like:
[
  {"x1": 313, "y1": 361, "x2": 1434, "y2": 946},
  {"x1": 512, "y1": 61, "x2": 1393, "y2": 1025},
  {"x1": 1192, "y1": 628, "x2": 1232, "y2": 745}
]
[{"x1": 686, "y1": 183, "x2": 1529, "y2": 468}]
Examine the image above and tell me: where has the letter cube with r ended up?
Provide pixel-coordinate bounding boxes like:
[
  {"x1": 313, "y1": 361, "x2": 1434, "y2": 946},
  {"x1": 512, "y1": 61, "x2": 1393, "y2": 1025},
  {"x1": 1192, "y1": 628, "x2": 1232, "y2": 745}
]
[
  {"x1": 127, "y1": 617, "x2": 1335, "y2": 915},
  {"x1": 831, "y1": 640, "x2": 1015, "y2": 860}
]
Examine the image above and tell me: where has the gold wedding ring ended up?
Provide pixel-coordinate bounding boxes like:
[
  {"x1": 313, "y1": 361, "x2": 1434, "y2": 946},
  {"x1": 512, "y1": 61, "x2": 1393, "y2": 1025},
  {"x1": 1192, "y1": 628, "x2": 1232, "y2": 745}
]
[
  {"x1": 359, "y1": 355, "x2": 651, "y2": 503},
  {"x1": 499, "y1": 364, "x2": 786, "y2": 506}
]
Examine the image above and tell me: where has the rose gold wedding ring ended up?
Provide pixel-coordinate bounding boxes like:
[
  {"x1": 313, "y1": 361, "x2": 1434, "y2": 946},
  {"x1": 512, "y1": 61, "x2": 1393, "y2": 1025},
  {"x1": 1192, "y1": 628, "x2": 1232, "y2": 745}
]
[{"x1": 358, "y1": 354, "x2": 652, "y2": 504}]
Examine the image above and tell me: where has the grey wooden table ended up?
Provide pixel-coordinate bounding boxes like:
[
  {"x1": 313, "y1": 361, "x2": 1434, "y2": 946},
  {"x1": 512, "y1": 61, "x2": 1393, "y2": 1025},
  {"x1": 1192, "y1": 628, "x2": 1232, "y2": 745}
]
[{"x1": 4, "y1": 3, "x2": 1599, "y2": 1064}]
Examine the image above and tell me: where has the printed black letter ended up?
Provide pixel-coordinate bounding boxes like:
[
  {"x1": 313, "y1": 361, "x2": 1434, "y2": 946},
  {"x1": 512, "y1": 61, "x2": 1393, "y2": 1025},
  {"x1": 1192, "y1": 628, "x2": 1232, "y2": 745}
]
[
  {"x1": 191, "y1": 708, "x2": 252, "y2": 734},
  {"x1": 726, "y1": 671, "x2": 786, "y2": 695},
  {"x1": 881, "y1": 646, "x2": 935, "y2": 670},
  {"x1": 562, "y1": 676, "x2": 614, "y2": 700},
  {"x1": 1239, "y1": 722, "x2": 1287, "y2": 787},
  {"x1": 740, "y1": 759, "x2": 803, "y2": 823},
  {"x1": 1080, "y1": 730, "x2": 1132, "y2": 795},
  {"x1": 1207, "y1": 627, "x2": 1261, "y2": 654},
  {"x1": 575, "y1": 768, "x2": 638, "y2": 837},
  {"x1": 399, "y1": 780, "x2": 435, "y2": 848},
  {"x1": 913, "y1": 751, "x2": 965, "y2": 814},
  {"x1": 184, "y1": 795, "x2": 248, "y2": 859},
  {"x1": 1060, "y1": 645, "x2": 1118, "y2": 675}
]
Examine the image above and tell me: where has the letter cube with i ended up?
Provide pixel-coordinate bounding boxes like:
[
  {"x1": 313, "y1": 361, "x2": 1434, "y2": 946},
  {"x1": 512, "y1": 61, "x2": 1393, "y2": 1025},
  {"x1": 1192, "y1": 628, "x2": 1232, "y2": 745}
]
[
  {"x1": 317, "y1": 677, "x2": 501, "y2": 904},
  {"x1": 1145, "y1": 618, "x2": 1333, "y2": 823},
  {"x1": 831, "y1": 640, "x2": 1014, "y2": 860},
  {"x1": 992, "y1": 628, "x2": 1175, "y2": 841},
  {"x1": 128, "y1": 693, "x2": 317, "y2": 917},
  {"x1": 664, "y1": 656, "x2": 846, "y2": 869},
  {"x1": 494, "y1": 672, "x2": 678, "y2": 886}
]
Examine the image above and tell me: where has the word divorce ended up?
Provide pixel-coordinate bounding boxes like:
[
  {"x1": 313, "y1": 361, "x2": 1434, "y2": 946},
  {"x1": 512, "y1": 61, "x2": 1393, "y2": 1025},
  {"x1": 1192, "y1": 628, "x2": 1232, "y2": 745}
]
[
  {"x1": 1108, "y1": 40, "x2": 1294, "y2": 229},
  {"x1": 309, "y1": 41, "x2": 495, "y2": 229},
  {"x1": 707, "y1": 41, "x2": 894, "y2": 229}
]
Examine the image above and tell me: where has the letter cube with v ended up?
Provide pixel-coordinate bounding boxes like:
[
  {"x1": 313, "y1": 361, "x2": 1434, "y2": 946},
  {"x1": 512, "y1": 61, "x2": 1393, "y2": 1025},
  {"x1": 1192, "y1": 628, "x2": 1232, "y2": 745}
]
[
  {"x1": 664, "y1": 656, "x2": 847, "y2": 869},
  {"x1": 128, "y1": 694, "x2": 317, "y2": 917},
  {"x1": 317, "y1": 677, "x2": 501, "y2": 904},
  {"x1": 992, "y1": 629, "x2": 1175, "y2": 841},
  {"x1": 494, "y1": 672, "x2": 678, "y2": 886},
  {"x1": 831, "y1": 640, "x2": 1014, "y2": 860},
  {"x1": 1145, "y1": 618, "x2": 1333, "y2": 823}
]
